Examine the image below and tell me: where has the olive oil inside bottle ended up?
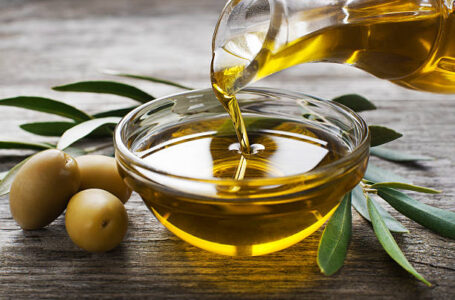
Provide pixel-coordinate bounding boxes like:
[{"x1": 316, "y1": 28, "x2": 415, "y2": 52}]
[{"x1": 212, "y1": 2, "x2": 455, "y2": 95}]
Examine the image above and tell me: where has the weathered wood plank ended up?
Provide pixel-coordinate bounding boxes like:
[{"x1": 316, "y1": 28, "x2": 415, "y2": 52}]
[{"x1": 0, "y1": 0, "x2": 454, "y2": 299}]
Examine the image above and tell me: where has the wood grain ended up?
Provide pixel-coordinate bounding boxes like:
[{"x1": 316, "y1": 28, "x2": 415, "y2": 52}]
[{"x1": 0, "y1": 0, "x2": 454, "y2": 299}]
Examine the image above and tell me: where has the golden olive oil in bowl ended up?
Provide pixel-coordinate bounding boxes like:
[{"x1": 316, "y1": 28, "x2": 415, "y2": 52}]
[{"x1": 115, "y1": 88, "x2": 369, "y2": 256}]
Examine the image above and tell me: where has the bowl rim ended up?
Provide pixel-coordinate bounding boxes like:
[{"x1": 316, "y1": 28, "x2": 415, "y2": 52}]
[{"x1": 114, "y1": 87, "x2": 370, "y2": 186}]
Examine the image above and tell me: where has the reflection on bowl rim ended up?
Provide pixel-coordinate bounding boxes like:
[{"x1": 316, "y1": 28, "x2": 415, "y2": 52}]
[{"x1": 114, "y1": 87, "x2": 370, "y2": 187}]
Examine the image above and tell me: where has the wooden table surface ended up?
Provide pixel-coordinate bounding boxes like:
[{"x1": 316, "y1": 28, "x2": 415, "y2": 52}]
[{"x1": 0, "y1": 0, "x2": 454, "y2": 299}]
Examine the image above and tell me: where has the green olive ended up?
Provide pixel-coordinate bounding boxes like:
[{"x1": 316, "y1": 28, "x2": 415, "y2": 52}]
[
  {"x1": 76, "y1": 155, "x2": 131, "y2": 203},
  {"x1": 9, "y1": 149, "x2": 80, "y2": 230},
  {"x1": 65, "y1": 189, "x2": 128, "y2": 252}
]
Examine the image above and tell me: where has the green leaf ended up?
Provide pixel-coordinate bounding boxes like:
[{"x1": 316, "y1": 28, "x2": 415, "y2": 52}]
[
  {"x1": 378, "y1": 188, "x2": 455, "y2": 239},
  {"x1": 57, "y1": 117, "x2": 121, "y2": 150},
  {"x1": 0, "y1": 96, "x2": 91, "y2": 122},
  {"x1": 103, "y1": 70, "x2": 193, "y2": 90},
  {"x1": 0, "y1": 171, "x2": 8, "y2": 181},
  {"x1": 53, "y1": 81, "x2": 155, "y2": 104},
  {"x1": 369, "y1": 126, "x2": 403, "y2": 147},
  {"x1": 0, "y1": 141, "x2": 53, "y2": 151},
  {"x1": 364, "y1": 164, "x2": 411, "y2": 184},
  {"x1": 370, "y1": 146, "x2": 433, "y2": 162},
  {"x1": 352, "y1": 185, "x2": 408, "y2": 233},
  {"x1": 332, "y1": 94, "x2": 376, "y2": 112},
  {"x1": 371, "y1": 182, "x2": 441, "y2": 194},
  {"x1": 317, "y1": 193, "x2": 352, "y2": 275},
  {"x1": 20, "y1": 121, "x2": 112, "y2": 138},
  {"x1": 0, "y1": 156, "x2": 32, "y2": 196},
  {"x1": 93, "y1": 106, "x2": 138, "y2": 118},
  {"x1": 367, "y1": 195, "x2": 431, "y2": 286},
  {"x1": 20, "y1": 121, "x2": 76, "y2": 137}
]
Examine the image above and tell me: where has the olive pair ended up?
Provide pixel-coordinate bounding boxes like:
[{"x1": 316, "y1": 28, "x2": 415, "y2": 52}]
[{"x1": 9, "y1": 149, "x2": 131, "y2": 252}]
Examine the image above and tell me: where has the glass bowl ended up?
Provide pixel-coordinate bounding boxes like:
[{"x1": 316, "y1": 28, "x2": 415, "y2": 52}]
[{"x1": 114, "y1": 88, "x2": 370, "y2": 256}]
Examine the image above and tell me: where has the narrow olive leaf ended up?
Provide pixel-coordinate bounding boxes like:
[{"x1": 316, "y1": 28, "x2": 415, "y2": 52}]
[
  {"x1": 0, "y1": 96, "x2": 91, "y2": 122},
  {"x1": 371, "y1": 182, "x2": 441, "y2": 194},
  {"x1": 0, "y1": 171, "x2": 7, "y2": 181},
  {"x1": 0, "y1": 156, "x2": 32, "y2": 196},
  {"x1": 370, "y1": 146, "x2": 433, "y2": 162},
  {"x1": 93, "y1": 106, "x2": 138, "y2": 118},
  {"x1": 0, "y1": 141, "x2": 53, "y2": 151},
  {"x1": 369, "y1": 125, "x2": 403, "y2": 147},
  {"x1": 378, "y1": 188, "x2": 455, "y2": 239},
  {"x1": 364, "y1": 163, "x2": 411, "y2": 184},
  {"x1": 20, "y1": 121, "x2": 76, "y2": 137},
  {"x1": 52, "y1": 81, "x2": 155, "y2": 104},
  {"x1": 332, "y1": 94, "x2": 377, "y2": 112},
  {"x1": 367, "y1": 196, "x2": 431, "y2": 286},
  {"x1": 20, "y1": 121, "x2": 112, "y2": 138},
  {"x1": 317, "y1": 193, "x2": 352, "y2": 275},
  {"x1": 352, "y1": 185, "x2": 408, "y2": 233},
  {"x1": 57, "y1": 117, "x2": 121, "y2": 150},
  {"x1": 103, "y1": 69, "x2": 193, "y2": 90}
]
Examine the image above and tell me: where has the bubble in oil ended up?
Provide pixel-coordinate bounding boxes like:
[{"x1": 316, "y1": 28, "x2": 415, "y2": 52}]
[{"x1": 228, "y1": 142, "x2": 265, "y2": 154}]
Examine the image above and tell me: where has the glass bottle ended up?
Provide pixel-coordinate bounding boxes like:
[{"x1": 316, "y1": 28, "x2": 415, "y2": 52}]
[{"x1": 211, "y1": 0, "x2": 455, "y2": 94}]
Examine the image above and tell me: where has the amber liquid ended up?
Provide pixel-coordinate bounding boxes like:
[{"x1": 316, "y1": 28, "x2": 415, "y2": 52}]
[
  {"x1": 130, "y1": 116, "x2": 364, "y2": 255},
  {"x1": 212, "y1": 3, "x2": 455, "y2": 94}
]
